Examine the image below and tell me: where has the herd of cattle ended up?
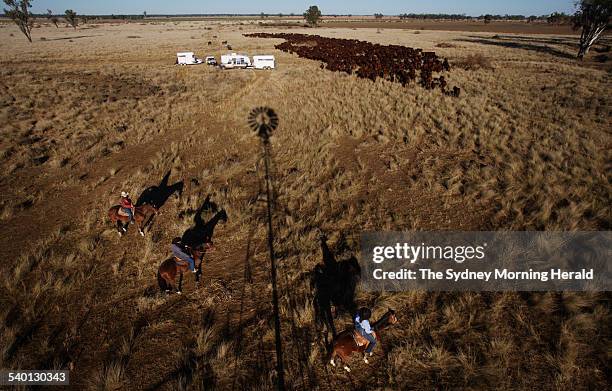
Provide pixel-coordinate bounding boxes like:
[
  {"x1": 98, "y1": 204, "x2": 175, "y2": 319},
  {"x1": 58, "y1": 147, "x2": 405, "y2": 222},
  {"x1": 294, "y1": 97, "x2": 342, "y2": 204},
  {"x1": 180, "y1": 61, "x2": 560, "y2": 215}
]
[{"x1": 245, "y1": 33, "x2": 460, "y2": 96}]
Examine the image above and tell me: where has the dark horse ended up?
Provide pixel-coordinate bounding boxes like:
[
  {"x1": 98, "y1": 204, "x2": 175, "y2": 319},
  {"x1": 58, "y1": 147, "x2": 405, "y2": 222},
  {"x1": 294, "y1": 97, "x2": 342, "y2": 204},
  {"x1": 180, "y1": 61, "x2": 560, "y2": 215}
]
[
  {"x1": 312, "y1": 234, "x2": 361, "y2": 339},
  {"x1": 157, "y1": 199, "x2": 228, "y2": 293},
  {"x1": 329, "y1": 309, "x2": 398, "y2": 372},
  {"x1": 107, "y1": 204, "x2": 158, "y2": 236},
  {"x1": 157, "y1": 245, "x2": 212, "y2": 294}
]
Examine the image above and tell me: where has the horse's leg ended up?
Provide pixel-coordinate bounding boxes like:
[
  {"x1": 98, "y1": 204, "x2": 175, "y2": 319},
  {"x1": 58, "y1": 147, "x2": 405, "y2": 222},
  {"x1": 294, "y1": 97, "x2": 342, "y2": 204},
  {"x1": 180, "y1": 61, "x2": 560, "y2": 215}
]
[
  {"x1": 144, "y1": 214, "x2": 155, "y2": 230},
  {"x1": 161, "y1": 271, "x2": 172, "y2": 294},
  {"x1": 195, "y1": 260, "x2": 202, "y2": 287},
  {"x1": 177, "y1": 272, "x2": 183, "y2": 294},
  {"x1": 137, "y1": 218, "x2": 145, "y2": 237},
  {"x1": 339, "y1": 351, "x2": 351, "y2": 372},
  {"x1": 139, "y1": 214, "x2": 151, "y2": 236},
  {"x1": 115, "y1": 220, "x2": 125, "y2": 235},
  {"x1": 329, "y1": 348, "x2": 337, "y2": 367},
  {"x1": 116, "y1": 216, "x2": 128, "y2": 233}
]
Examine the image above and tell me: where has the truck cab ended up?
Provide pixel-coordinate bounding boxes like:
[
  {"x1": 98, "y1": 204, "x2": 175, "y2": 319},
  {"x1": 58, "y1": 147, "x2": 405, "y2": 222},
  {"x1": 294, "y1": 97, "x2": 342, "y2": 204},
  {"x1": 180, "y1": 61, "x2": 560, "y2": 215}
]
[{"x1": 205, "y1": 56, "x2": 217, "y2": 65}]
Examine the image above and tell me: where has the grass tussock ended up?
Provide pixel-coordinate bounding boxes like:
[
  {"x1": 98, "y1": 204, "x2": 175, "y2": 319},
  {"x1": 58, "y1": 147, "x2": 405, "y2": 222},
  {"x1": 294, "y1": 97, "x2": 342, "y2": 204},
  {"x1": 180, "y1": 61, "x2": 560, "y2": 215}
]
[{"x1": 455, "y1": 53, "x2": 494, "y2": 70}]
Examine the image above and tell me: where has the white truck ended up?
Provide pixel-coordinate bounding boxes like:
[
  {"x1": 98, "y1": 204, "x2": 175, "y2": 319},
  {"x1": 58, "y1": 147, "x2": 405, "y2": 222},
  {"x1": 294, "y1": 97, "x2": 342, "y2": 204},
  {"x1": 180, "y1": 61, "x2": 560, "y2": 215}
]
[
  {"x1": 176, "y1": 52, "x2": 203, "y2": 65},
  {"x1": 205, "y1": 56, "x2": 217, "y2": 65},
  {"x1": 220, "y1": 53, "x2": 251, "y2": 69},
  {"x1": 253, "y1": 55, "x2": 276, "y2": 69}
]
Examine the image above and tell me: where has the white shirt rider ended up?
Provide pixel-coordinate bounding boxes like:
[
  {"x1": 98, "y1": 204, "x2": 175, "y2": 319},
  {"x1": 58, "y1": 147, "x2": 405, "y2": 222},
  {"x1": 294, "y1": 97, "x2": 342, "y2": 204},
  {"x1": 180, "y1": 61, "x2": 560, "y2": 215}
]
[{"x1": 355, "y1": 315, "x2": 372, "y2": 335}]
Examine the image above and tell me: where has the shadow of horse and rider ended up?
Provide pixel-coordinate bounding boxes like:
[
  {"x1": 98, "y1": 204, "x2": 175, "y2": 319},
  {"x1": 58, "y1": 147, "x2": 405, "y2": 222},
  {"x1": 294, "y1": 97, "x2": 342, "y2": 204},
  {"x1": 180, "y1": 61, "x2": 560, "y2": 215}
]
[
  {"x1": 310, "y1": 233, "x2": 398, "y2": 372},
  {"x1": 108, "y1": 170, "x2": 184, "y2": 236},
  {"x1": 311, "y1": 234, "x2": 361, "y2": 339},
  {"x1": 157, "y1": 195, "x2": 228, "y2": 294}
]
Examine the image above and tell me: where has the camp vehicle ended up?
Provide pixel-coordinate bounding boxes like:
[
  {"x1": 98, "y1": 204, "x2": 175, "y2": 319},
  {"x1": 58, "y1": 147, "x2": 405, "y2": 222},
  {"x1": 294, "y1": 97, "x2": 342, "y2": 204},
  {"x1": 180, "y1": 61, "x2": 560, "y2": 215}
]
[
  {"x1": 253, "y1": 55, "x2": 276, "y2": 69},
  {"x1": 176, "y1": 52, "x2": 203, "y2": 65},
  {"x1": 220, "y1": 53, "x2": 251, "y2": 69}
]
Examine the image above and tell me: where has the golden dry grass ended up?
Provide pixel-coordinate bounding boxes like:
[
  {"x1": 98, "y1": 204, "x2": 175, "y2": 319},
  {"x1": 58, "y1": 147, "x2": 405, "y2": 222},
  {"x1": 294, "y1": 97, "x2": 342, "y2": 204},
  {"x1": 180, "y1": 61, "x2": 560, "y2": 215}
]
[{"x1": 0, "y1": 20, "x2": 610, "y2": 390}]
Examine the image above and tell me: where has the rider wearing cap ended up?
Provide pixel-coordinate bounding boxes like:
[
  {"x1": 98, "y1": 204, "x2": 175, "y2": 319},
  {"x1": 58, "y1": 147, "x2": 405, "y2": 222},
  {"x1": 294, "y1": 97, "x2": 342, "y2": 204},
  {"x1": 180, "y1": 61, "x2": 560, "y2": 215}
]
[{"x1": 120, "y1": 191, "x2": 135, "y2": 224}]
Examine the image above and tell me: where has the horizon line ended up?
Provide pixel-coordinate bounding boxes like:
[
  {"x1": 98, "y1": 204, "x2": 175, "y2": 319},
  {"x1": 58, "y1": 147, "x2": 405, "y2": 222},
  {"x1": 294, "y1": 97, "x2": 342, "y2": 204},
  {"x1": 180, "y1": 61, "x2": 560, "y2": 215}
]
[{"x1": 23, "y1": 12, "x2": 566, "y2": 17}]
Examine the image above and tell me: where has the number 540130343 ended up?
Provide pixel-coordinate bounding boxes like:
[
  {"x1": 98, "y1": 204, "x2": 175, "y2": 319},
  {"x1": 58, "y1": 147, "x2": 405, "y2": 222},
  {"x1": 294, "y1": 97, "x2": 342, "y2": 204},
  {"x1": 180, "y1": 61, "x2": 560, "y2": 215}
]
[{"x1": 1, "y1": 370, "x2": 69, "y2": 385}]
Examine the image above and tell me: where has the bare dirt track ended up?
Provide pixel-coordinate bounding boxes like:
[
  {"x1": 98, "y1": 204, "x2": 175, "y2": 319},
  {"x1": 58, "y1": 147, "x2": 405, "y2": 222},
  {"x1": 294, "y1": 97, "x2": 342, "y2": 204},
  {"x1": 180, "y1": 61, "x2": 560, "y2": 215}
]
[{"x1": 0, "y1": 19, "x2": 610, "y2": 390}]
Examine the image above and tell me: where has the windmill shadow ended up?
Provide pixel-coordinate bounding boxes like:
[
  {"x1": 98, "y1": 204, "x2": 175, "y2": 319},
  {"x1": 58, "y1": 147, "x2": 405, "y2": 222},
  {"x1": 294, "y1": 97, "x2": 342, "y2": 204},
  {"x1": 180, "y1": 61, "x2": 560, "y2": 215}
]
[
  {"x1": 181, "y1": 195, "x2": 227, "y2": 249},
  {"x1": 311, "y1": 234, "x2": 361, "y2": 340},
  {"x1": 136, "y1": 170, "x2": 184, "y2": 209}
]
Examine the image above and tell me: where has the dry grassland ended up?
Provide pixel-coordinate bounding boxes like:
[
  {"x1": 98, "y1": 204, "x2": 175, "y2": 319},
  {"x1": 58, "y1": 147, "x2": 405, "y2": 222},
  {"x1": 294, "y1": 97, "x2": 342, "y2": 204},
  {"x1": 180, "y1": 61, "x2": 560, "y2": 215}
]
[{"x1": 0, "y1": 20, "x2": 610, "y2": 390}]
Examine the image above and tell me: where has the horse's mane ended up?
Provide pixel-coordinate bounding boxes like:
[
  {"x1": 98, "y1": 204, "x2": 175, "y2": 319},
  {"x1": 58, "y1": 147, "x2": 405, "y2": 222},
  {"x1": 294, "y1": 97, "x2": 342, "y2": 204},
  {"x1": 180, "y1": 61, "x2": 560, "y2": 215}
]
[
  {"x1": 138, "y1": 203, "x2": 157, "y2": 212},
  {"x1": 372, "y1": 309, "x2": 395, "y2": 331}
]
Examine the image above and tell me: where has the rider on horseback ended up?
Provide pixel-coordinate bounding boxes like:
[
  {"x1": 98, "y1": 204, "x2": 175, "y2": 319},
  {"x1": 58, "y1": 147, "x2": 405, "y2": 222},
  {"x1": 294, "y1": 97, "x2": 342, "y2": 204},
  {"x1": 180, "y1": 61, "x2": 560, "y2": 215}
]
[
  {"x1": 355, "y1": 307, "x2": 376, "y2": 359},
  {"x1": 120, "y1": 191, "x2": 135, "y2": 224},
  {"x1": 171, "y1": 237, "x2": 196, "y2": 273}
]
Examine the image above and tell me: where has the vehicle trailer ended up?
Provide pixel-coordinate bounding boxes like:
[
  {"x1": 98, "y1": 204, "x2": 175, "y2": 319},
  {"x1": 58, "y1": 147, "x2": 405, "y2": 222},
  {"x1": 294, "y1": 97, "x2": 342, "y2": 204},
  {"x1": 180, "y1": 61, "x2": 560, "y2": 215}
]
[{"x1": 253, "y1": 55, "x2": 275, "y2": 69}]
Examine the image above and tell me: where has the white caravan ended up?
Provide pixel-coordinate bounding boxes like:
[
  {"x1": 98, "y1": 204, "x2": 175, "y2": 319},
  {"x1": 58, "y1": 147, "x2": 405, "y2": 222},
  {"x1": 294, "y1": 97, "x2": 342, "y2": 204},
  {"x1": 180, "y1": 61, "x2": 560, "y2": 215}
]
[
  {"x1": 253, "y1": 55, "x2": 275, "y2": 69},
  {"x1": 176, "y1": 52, "x2": 203, "y2": 65},
  {"x1": 220, "y1": 53, "x2": 251, "y2": 69}
]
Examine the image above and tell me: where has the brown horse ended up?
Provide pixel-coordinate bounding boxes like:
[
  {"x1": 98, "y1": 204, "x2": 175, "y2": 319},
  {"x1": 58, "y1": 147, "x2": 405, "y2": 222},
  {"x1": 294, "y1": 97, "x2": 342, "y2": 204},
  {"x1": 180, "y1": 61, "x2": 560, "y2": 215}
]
[
  {"x1": 108, "y1": 204, "x2": 158, "y2": 237},
  {"x1": 329, "y1": 309, "x2": 398, "y2": 372},
  {"x1": 157, "y1": 244, "x2": 213, "y2": 294}
]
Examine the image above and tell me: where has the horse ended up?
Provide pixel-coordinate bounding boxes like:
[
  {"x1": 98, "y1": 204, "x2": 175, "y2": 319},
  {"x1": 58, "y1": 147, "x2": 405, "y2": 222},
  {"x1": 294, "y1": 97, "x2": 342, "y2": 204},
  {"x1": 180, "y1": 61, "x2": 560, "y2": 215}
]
[
  {"x1": 107, "y1": 204, "x2": 158, "y2": 237},
  {"x1": 328, "y1": 309, "x2": 398, "y2": 372},
  {"x1": 157, "y1": 243, "x2": 212, "y2": 294}
]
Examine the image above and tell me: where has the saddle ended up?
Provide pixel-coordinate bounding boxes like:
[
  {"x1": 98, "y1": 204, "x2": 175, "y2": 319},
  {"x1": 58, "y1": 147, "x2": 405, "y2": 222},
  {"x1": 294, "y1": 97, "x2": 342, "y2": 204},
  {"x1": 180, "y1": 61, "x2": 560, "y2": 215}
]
[
  {"x1": 352, "y1": 330, "x2": 375, "y2": 347},
  {"x1": 174, "y1": 257, "x2": 189, "y2": 267},
  {"x1": 117, "y1": 208, "x2": 130, "y2": 217}
]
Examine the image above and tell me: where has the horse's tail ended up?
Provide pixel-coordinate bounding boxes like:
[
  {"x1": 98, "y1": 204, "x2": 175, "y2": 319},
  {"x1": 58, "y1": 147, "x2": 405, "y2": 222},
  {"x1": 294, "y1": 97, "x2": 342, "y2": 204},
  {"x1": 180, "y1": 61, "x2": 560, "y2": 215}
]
[
  {"x1": 108, "y1": 205, "x2": 118, "y2": 223},
  {"x1": 157, "y1": 270, "x2": 168, "y2": 292}
]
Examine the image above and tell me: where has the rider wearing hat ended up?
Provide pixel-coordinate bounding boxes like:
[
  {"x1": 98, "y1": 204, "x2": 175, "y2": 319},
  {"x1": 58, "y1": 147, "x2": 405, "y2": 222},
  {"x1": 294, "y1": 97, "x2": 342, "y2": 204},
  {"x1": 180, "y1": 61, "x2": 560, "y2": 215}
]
[
  {"x1": 355, "y1": 307, "x2": 376, "y2": 359},
  {"x1": 120, "y1": 191, "x2": 135, "y2": 224},
  {"x1": 171, "y1": 237, "x2": 196, "y2": 273}
]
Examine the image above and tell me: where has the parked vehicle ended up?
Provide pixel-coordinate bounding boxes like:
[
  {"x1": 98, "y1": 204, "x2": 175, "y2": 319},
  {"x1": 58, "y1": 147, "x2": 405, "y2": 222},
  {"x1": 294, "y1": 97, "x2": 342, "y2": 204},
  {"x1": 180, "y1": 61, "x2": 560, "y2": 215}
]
[
  {"x1": 176, "y1": 52, "x2": 203, "y2": 65},
  {"x1": 205, "y1": 56, "x2": 217, "y2": 65},
  {"x1": 253, "y1": 55, "x2": 276, "y2": 70},
  {"x1": 220, "y1": 53, "x2": 251, "y2": 69}
]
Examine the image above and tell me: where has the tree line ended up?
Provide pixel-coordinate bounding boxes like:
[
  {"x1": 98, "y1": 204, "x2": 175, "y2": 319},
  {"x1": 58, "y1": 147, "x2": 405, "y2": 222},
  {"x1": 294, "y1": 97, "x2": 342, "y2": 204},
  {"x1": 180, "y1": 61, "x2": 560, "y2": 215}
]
[
  {"x1": 395, "y1": 12, "x2": 577, "y2": 23},
  {"x1": 4, "y1": 1, "x2": 611, "y2": 59}
]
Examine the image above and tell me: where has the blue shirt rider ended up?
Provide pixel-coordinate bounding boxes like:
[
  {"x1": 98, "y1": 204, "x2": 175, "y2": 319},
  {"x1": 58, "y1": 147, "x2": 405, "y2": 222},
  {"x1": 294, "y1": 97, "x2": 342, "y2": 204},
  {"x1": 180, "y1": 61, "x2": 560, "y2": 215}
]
[
  {"x1": 171, "y1": 237, "x2": 196, "y2": 273},
  {"x1": 355, "y1": 307, "x2": 377, "y2": 357}
]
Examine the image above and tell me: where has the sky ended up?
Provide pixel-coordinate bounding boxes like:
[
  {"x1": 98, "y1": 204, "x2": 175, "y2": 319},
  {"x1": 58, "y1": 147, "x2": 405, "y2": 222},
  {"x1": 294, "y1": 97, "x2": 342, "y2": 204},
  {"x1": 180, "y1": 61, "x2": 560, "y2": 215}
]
[{"x1": 29, "y1": 1, "x2": 576, "y2": 17}]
